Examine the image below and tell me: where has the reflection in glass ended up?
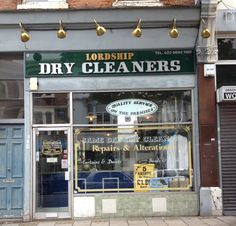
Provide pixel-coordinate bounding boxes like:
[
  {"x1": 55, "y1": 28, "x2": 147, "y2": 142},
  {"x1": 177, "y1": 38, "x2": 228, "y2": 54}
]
[
  {"x1": 0, "y1": 80, "x2": 23, "y2": 98},
  {"x1": 73, "y1": 91, "x2": 192, "y2": 125},
  {"x1": 0, "y1": 54, "x2": 23, "y2": 79},
  {"x1": 35, "y1": 130, "x2": 68, "y2": 211},
  {"x1": 218, "y1": 39, "x2": 236, "y2": 60},
  {"x1": 33, "y1": 93, "x2": 69, "y2": 124},
  {"x1": 0, "y1": 80, "x2": 24, "y2": 119},
  {"x1": 0, "y1": 54, "x2": 23, "y2": 119},
  {"x1": 216, "y1": 65, "x2": 236, "y2": 88}
]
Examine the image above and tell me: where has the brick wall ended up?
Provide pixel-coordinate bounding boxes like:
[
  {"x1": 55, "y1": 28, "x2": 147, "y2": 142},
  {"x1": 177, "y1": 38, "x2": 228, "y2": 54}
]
[
  {"x1": 0, "y1": 0, "x2": 21, "y2": 10},
  {"x1": 68, "y1": 0, "x2": 112, "y2": 9},
  {"x1": 161, "y1": 0, "x2": 195, "y2": 6},
  {"x1": 68, "y1": 0, "x2": 195, "y2": 8},
  {"x1": 0, "y1": 0, "x2": 194, "y2": 11}
]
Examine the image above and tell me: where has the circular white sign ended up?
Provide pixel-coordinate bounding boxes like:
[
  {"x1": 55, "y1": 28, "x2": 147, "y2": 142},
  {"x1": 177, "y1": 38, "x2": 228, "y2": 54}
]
[{"x1": 106, "y1": 98, "x2": 158, "y2": 117}]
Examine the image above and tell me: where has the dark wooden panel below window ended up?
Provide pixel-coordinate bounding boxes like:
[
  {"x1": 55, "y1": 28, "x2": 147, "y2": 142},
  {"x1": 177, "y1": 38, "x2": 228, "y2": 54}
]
[{"x1": 199, "y1": 124, "x2": 219, "y2": 187}]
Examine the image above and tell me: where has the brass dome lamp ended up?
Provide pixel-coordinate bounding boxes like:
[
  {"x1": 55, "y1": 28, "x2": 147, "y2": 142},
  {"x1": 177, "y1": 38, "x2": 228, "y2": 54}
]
[
  {"x1": 169, "y1": 18, "x2": 179, "y2": 38},
  {"x1": 19, "y1": 22, "x2": 30, "y2": 42},
  {"x1": 132, "y1": 19, "x2": 142, "y2": 38},
  {"x1": 57, "y1": 20, "x2": 66, "y2": 39},
  {"x1": 94, "y1": 19, "x2": 106, "y2": 36},
  {"x1": 201, "y1": 19, "x2": 211, "y2": 39}
]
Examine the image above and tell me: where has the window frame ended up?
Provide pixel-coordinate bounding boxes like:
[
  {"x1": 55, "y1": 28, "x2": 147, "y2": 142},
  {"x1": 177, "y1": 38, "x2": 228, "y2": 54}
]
[
  {"x1": 216, "y1": 38, "x2": 236, "y2": 88},
  {"x1": 72, "y1": 89, "x2": 194, "y2": 193},
  {"x1": 0, "y1": 54, "x2": 24, "y2": 123},
  {"x1": 17, "y1": 0, "x2": 68, "y2": 9}
]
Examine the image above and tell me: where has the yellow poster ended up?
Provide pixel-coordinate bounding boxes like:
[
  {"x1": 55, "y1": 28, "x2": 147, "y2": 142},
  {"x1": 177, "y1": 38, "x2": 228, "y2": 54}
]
[{"x1": 134, "y1": 164, "x2": 155, "y2": 192}]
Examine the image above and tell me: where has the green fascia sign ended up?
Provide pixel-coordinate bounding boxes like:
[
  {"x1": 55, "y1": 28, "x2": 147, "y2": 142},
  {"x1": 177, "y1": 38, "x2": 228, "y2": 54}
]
[{"x1": 25, "y1": 49, "x2": 195, "y2": 78}]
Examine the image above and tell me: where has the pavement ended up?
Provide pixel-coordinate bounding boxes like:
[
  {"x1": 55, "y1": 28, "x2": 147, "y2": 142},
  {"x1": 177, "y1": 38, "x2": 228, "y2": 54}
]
[{"x1": 1, "y1": 216, "x2": 236, "y2": 226}]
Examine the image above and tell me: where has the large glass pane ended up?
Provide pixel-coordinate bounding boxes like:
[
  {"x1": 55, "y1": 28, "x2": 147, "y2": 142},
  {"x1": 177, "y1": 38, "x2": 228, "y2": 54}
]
[
  {"x1": 35, "y1": 129, "x2": 69, "y2": 211},
  {"x1": 73, "y1": 90, "x2": 193, "y2": 193},
  {"x1": 74, "y1": 125, "x2": 192, "y2": 193},
  {"x1": 0, "y1": 80, "x2": 23, "y2": 98},
  {"x1": 73, "y1": 91, "x2": 192, "y2": 125},
  {"x1": 216, "y1": 65, "x2": 236, "y2": 89},
  {"x1": 0, "y1": 80, "x2": 24, "y2": 119},
  {"x1": 0, "y1": 54, "x2": 23, "y2": 79},
  {"x1": 218, "y1": 39, "x2": 236, "y2": 60},
  {"x1": 33, "y1": 93, "x2": 70, "y2": 124},
  {"x1": 0, "y1": 54, "x2": 24, "y2": 119}
]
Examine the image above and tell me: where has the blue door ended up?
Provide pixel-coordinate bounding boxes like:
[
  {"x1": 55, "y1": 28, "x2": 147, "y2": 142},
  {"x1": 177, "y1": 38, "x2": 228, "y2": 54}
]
[{"x1": 0, "y1": 125, "x2": 24, "y2": 218}]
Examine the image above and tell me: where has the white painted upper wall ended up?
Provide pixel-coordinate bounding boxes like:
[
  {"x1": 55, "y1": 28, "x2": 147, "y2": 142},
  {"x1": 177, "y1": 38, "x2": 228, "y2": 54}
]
[{"x1": 217, "y1": 0, "x2": 236, "y2": 9}]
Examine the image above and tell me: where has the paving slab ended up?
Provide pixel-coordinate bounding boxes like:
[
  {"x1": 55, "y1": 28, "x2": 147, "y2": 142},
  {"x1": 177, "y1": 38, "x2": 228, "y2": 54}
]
[
  {"x1": 181, "y1": 217, "x2": 209, "y2": 226},
  {"x1": 200, "y1": 217, "x2": 229, "y2": 226},
  {"x1": 55, "y1": 223, "x2": 73, "y2": 226},
  {"x1": 217, "y1": 216, "x2": 236, "y2": 226},
  {"x1": 145, "y1": 218, "x2": 167, "y2": 226},
  {"x1": 163, "y1": 219, "x2": 188, "y2": 226},
  {"x1": 127, "y1": 219, "x2": 147, "y2": 226},
  {"x1": 110, "y1": 219, "x2": 128, "y2": 226},
  {"x1": 90, "y1": 221, "x2": 109, "y2": 226},
  {"x1": 73, "y1": 220, "x2": 91, "y2": 226},
  {"x1": 36, "y1": 222, "x2": 56, "y2": 226},
  {"x1": 21, "y1": 223, "x2": 39, "y2": 226},
  {"x1": 2, "y1": 224, "x2": 21, "y2": 226},
  {"x1": 55, "y1": 221, "x2": 73, "y2": 226},
  {"x1": 110, "y1": 223, "x2": 128, "y2": 226}
]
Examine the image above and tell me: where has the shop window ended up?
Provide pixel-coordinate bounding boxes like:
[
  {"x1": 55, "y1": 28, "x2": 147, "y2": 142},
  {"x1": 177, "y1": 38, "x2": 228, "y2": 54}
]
[
  {"x1": 73, "y1": 90, "x2": 193, "y2": 193},
  {"x1": 33, "y1": 93, "x2": 70, "y2": 124},
  {"x1": 73, "y1": 91, "x2": 192, "y2": 125},
  {"x1": 0, "y1": 54, "x2": 24, "y2": 119}
]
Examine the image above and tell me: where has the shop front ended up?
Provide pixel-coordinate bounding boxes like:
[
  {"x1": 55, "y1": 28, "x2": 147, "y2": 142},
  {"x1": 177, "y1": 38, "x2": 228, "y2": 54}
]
[
  {"x1": 0, "y1": 6, "x2": 203, "y2": 220},
  {"x1": 216, "y1": 38, "x2": 236, "y2": 215},
  {"x1": 0, "y1": 54, "x2": 24, "y2": 218},
  {"x1": 216, "y1": 8, "x2": 236, "y2": 216},
  {"x1": 24, "y1": 48, "x2": 199, "y2": 219}
]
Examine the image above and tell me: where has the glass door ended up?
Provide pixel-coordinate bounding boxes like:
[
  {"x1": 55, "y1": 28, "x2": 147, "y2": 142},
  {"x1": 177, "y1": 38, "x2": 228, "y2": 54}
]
[{"x1": 33, "y1": 128, "x2": 71, "y2": 218}]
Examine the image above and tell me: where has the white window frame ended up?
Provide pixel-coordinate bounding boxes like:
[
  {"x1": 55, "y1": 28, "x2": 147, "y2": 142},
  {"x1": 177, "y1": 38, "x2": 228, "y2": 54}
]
[
  {"x1": 112, "y1": 0, "x2": 198, "y2": 7},
  {"x1": 112, "y1": 0, "x2": 163, "y2": 7},
  {"x1": 17, "y1": 0, "x2": 68, "y2": 9}
]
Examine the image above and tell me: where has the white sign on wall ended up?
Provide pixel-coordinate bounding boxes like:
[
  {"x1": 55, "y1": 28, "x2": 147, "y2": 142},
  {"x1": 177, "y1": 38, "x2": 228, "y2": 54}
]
[{"x1": 217, "y1": 86, "x2": 236, "y2": 102}]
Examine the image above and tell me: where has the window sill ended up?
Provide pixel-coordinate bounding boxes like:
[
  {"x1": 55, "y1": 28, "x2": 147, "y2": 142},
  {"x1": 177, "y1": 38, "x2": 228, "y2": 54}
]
[
  {"x1": 112, "y1": 0, "x2": 163, "y2": 7},
  {"x1": 17, "y1": 2, "x2": 68, "y2": 10}
]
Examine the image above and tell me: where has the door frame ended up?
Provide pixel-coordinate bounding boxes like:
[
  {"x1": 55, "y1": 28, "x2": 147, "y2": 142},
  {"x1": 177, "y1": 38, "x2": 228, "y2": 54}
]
[{"x1": 32, "y1": 127, "x2": 72, "y2": 219}]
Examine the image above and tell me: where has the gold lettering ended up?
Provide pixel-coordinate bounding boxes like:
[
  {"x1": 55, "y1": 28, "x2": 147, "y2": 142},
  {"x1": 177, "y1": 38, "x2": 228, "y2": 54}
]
[
  {"x1": 111, "y1": 53, "x2": 117, "y2": 60},
  {"x1": 97, "y1": 53, "x2": 104, "y2": 61},
  {"x1": 105, "y1": 53, "x2": 111, "y2": 60},
  {"x1": 128, "y1": 52, "x2": 134, "y2": 60},
  {"x1": 134, "y1": 144, "x2": 159, "y2": 151},
  {"x1": 85, "y1": 52, "x2": 135, "y2": 61},
  {"x1": 116, "y1": 53, "x2": 122, "y2": 60},
  {"x1": 91, "y1": 53, "x2": 97, "y2": 61},
  {"x1": 123, "y1": 145, "x2": 129, "y2": 151},
  {"x1": 92, "y1": 145, "x2": 120, "y2": 153},
  {"x1": 85, "y1": 53, "x2": 90, "y2": 61}
]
